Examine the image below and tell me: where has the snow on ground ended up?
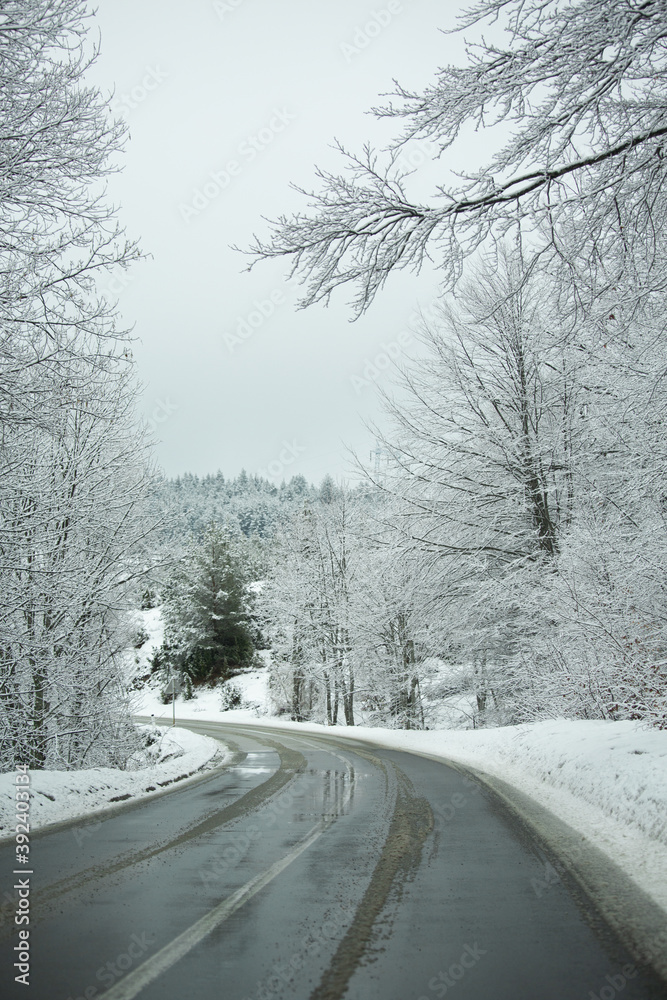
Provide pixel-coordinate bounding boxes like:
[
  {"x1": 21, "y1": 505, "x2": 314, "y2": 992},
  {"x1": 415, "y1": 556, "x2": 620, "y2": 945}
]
[
  {"x1": 135, "y1": 667, "x2": 271, "y2": 721},
  {"x1": 0, "y1": 726, "x2": 227, "y2": 838},
  {"x1": 127, "y1": 606, "x2": 271, "y2": 718}
]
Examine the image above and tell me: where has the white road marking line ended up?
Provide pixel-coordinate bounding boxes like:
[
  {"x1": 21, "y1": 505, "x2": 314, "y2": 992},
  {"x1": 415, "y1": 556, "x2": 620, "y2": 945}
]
[
  {"x1": 102, "y1": 770, "x2": 353, "y2": 999},
  {"x1": 102, "y1": 822, "x2": 322, "y2": 1000}
]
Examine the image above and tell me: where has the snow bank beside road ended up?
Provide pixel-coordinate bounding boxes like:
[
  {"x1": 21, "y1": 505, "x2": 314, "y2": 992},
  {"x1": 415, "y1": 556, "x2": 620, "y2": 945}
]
[
  {"x1": 0, "y1": 726, "x2": 227, "y2": 838},
  {"x1": 366, "y1": 720, "x2": 667, "y2": 846}
]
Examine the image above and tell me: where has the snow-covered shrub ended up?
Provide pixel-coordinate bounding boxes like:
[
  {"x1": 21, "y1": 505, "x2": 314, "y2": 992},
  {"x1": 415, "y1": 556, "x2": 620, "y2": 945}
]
[
  {"x1": 133, "y1": 626, "x2": 150, "y2": 649},
  {"x1": 220, "y1": 682, "x2": 243, "y2": 711}
]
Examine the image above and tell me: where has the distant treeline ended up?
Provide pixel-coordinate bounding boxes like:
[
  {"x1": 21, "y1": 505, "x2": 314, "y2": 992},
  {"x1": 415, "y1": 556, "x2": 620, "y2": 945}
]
[{"x1": 153, "y1": 470, "x2": 323, "y2": 540}]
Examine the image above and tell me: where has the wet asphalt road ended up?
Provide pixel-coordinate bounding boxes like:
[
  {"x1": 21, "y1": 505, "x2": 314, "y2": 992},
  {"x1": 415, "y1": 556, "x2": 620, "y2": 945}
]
[{"x1": 1, "y1": 720, "x2": 666, "y2": 1000}]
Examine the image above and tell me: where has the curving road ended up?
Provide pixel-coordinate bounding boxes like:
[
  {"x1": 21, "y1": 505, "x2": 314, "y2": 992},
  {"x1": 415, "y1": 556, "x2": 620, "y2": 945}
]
[{"x1": 1, "y1": 720, "x2": 666, "y2": 999}]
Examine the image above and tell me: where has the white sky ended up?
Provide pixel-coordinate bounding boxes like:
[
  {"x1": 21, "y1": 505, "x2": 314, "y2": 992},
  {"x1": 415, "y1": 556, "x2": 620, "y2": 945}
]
[{"x1": 86, "y1": 0, "x2": 479, "y2": 486}]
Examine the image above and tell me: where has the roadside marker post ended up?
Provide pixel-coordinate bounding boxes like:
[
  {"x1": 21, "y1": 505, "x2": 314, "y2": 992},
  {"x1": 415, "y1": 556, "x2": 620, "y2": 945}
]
[{"x1": 165, "y1": 675, "x2": 179, "y2": 727}]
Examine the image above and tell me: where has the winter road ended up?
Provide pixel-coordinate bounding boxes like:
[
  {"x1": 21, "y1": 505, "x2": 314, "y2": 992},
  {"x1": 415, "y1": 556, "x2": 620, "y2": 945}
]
[{"x1": 1, "y1": 721, "x2": 666, "y2": 999}]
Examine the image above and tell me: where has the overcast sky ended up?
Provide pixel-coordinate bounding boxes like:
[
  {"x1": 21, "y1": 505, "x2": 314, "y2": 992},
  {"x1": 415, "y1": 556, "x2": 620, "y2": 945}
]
[{"x1": 86, "y1": 0, "x2": 478, "y2": 486}]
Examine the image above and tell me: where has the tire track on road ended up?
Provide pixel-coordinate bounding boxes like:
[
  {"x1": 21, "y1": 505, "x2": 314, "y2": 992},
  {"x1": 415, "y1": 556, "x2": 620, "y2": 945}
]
[
  {"x1": 24, "y1": 737, "x2": 306, "y2": 924},
  {"x1": 310, "y1": 757, "x2": 433, "y2": 1000}
]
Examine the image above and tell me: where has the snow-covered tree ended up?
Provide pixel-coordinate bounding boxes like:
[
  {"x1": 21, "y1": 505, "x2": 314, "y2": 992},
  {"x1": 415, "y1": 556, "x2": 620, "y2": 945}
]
[
  {"x1": 259, "y1": 491, "x2": 361, "y2": 724},
  {"x1": 351, "y1": 530, "x2": 431, "y2": 729},
  {"x1": 151, "y1": 471, "x2": 317, "y2": 547},
  {"x1": 0, "y1": 0, "x2": 137, "y2": 338},
  {"x1": 523, "y1": 308, "x2": 667, "y2": 726},
  {"x1": 259, "y1": 486, "x2": 435, "y2": 728},
  {"x1": 365, "y1": 251, "x2": 667, "y2": 726},
  {"x1": 157, "y1": 524, "x2": 255, "y2": 686},
  {"x1": 0, "y1": 1, "x2": 157, "y2": 768},
  {"x1": 259, "y1": 504, "x2": 324, "y2": 721},
  {"x1": 377, "y1": 254, "x2": 581, "y2": 560},
  {"x1": 0, "y1": 357, "x2": 157, "y2": 768},
  {"x1": 318, "y1": 474, "x2": 338, "y2": 505},
  {"x1": 249, "y1": 0, "x2": 667, "y2": 317}
]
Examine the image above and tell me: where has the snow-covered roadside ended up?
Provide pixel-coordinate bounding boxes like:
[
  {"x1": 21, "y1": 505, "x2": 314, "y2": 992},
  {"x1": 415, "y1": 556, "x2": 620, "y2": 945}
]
[{"x1": 0, "y1": 726, "x2": 227, "y2": 838}]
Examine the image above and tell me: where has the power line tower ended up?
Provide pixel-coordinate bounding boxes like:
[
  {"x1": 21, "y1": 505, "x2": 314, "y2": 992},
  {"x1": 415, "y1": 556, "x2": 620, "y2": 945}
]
[{"x1": 370, "y1": 442, "x2": 388, "y2": 482}]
